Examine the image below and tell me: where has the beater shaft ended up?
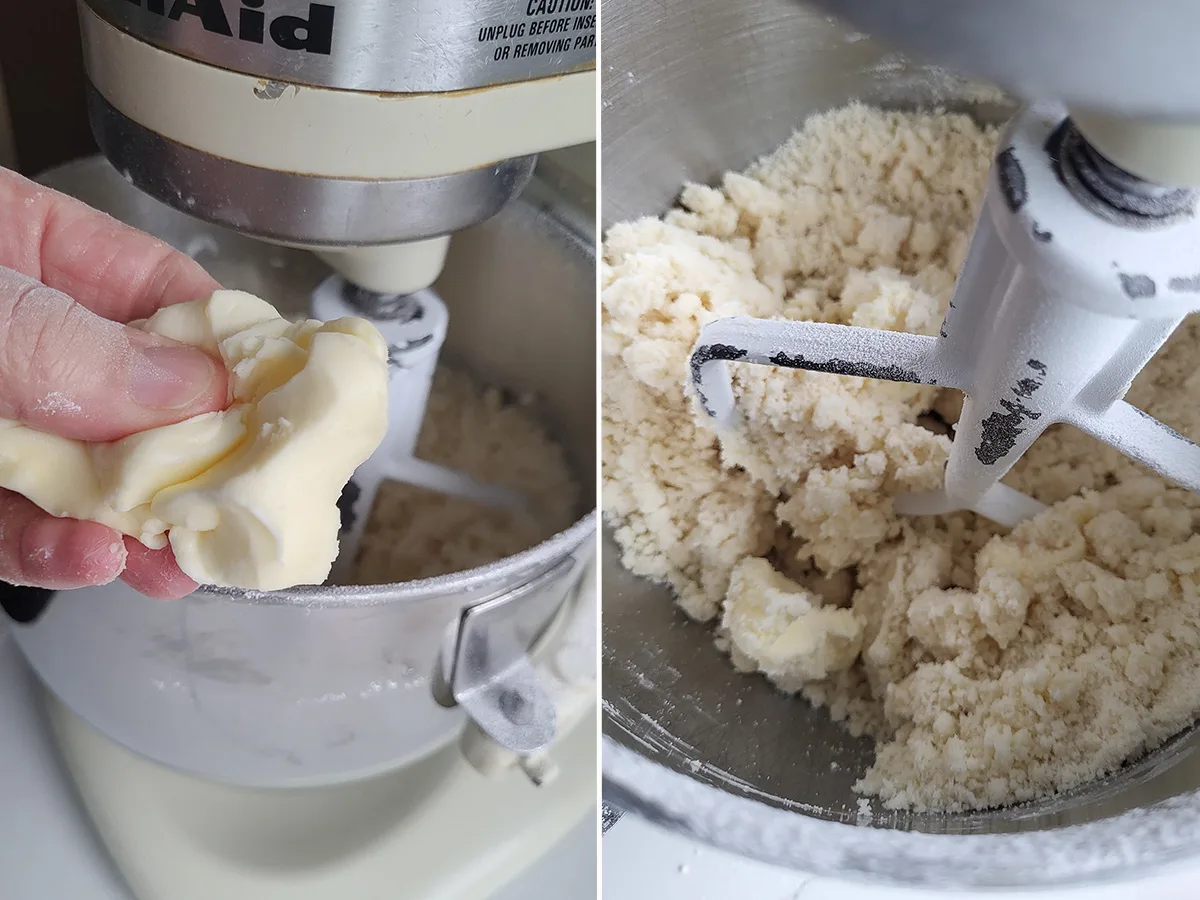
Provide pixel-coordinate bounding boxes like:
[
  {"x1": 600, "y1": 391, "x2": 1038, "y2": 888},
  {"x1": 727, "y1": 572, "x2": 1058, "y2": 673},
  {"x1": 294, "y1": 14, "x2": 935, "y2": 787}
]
[
  {"x1": 313, "y1": 278, "x2": 448, "y2": 580},
  {"x1": 312, "y1": 277, "x2": 526, "y2": 582}
]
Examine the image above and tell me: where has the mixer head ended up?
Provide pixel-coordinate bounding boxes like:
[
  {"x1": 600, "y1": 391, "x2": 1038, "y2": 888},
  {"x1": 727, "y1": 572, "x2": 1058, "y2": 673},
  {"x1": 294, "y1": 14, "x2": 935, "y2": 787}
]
[
  {"x1": 690, "y1": 105, "x2": 1200, "y2": 528},
  {"x1": 76, "y1": 0, "x2": 595, "y2": 296}
]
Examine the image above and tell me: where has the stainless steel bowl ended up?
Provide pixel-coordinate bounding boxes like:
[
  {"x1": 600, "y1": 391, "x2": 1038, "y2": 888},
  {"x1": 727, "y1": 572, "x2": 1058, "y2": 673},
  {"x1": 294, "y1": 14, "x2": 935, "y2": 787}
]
[
  {"x1": 8, "y1": 154, "x2": 596, "y2": 789},
  {"x1": 601, "y1": 0, "x2": 1200, "y2": 887}
]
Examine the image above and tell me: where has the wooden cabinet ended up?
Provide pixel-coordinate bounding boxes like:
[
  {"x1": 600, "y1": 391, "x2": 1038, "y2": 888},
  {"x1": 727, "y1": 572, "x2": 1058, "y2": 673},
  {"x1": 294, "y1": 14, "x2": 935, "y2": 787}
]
[{"x1": 0, "y1": 0, "x2": 96, "y2": 175}]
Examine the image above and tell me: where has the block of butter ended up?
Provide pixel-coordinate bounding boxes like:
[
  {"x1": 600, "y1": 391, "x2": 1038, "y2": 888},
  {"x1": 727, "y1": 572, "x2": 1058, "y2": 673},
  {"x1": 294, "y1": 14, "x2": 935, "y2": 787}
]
[{"x1": 0, "y1": 290, "x2": 389, "y2": 591}]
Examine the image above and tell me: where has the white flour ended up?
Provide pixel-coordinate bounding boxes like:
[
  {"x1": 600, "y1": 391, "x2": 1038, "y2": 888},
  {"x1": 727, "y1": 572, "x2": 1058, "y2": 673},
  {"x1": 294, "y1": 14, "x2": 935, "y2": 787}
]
[{"x1": 356, "y1": 366, "x2": 579, "y2": 583}]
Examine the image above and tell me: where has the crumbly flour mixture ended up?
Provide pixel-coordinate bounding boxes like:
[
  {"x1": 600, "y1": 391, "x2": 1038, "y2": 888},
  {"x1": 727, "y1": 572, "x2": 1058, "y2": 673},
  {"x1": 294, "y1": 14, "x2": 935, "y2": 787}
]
[
  {"x1": 356, "y1": 366, "x2": 579, "y2": 583},
  {"x1": 601, "y1": 103, "x2": 1200, "y2": 812}
]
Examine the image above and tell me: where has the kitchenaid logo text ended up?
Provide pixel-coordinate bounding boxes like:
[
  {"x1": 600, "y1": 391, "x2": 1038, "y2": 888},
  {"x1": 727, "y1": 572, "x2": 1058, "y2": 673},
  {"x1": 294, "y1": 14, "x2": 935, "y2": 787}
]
[{"x1": 120, "y1": 0, "x2": 335, "y2": 55}]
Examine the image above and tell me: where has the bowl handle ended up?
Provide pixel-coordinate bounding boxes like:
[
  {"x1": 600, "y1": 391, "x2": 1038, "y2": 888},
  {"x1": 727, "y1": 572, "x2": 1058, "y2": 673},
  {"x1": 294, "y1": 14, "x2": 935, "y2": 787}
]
[{"x1": 438, "y1": 552, "x2": 595, "y2": 785}]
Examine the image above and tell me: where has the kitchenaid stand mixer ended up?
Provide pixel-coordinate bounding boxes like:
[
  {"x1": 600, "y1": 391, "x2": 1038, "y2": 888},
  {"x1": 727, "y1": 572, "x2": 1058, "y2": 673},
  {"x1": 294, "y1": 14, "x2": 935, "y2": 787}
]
[
  {"x1": 0, "y1": 2, "x2": 597, "y2": 898},
  {"x1": 77, "y1": 0, "x2": 595, "y2": 563}
]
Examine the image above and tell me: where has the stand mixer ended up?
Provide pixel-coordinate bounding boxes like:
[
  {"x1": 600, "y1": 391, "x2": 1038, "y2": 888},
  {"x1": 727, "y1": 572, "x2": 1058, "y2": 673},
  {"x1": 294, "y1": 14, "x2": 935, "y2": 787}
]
[
  {"x1": 79, "y1": 0, "x2": 595, "y2": 566},
  {"x1": 0, "y1": 2, "x2": 597, "y2": 898},
  {"x1": 691, "y1": 2, "x2": 1200, "y2": 530}
]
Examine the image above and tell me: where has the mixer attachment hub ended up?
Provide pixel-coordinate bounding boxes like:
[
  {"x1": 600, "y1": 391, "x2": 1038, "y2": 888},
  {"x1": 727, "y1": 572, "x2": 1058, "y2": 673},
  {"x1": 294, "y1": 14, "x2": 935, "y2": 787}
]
[
  {"x1": 1051, "y1": 119, "x2": 1198, "y2": 228},
  {"x1": 689, "y1": 105, "x2": 1200, "y2": 529},
  {"x1": 338, "y1": 282, "x2": 427, "y2": 324}
]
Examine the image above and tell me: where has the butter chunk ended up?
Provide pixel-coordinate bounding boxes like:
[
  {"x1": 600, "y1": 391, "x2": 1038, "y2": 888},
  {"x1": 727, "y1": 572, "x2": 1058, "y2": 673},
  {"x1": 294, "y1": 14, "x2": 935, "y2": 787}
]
[
  {"x1": 721, "y1": 556, "x2": 863, "y2": 681},
  {"x1": 0, "y1": 290, "x2": 388, "y2": 590}
]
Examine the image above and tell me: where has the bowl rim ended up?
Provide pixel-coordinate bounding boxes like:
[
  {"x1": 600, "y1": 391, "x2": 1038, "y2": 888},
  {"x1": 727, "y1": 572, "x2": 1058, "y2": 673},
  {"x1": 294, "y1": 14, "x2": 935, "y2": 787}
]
[
  {"x1": 602, "y1": 737, "x2": 1200, "y2": 888},
  {"x1": 199, "y1": 512, "x2": 597, "y2": 607}
]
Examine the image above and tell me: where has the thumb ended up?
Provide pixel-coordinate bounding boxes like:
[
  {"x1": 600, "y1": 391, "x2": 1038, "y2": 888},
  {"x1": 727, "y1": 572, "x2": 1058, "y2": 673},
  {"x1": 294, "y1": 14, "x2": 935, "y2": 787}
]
[{"x1": 0, "y1": 266, "x2": 227, "y2": 442}]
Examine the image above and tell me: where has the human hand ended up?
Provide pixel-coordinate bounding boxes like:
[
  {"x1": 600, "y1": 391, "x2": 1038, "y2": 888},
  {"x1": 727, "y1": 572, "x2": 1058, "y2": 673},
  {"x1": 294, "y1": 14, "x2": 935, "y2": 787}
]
[{"x1": 0, "y1": 168, "x2": 227, "y2": 600}]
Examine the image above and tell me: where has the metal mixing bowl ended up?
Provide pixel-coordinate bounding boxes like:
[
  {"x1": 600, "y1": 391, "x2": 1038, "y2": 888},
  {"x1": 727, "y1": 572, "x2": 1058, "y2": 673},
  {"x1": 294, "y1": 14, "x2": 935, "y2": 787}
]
[{"x1": 601, "y1": 0, "x2": 1200, "y2": 887}]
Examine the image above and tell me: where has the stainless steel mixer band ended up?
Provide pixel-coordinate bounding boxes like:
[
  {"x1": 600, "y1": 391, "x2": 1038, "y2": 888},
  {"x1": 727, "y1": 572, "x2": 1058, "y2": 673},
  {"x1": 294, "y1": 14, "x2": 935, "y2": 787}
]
[
  {"x1": 808, "y1": 0, "x2": 1200, "y2": 118},
  {"x1": 80, "y1": 0, "x2": 596, "y2": 94},
  {"x1": 86, "y1": 83, "x2": 537, "y2": 246}
]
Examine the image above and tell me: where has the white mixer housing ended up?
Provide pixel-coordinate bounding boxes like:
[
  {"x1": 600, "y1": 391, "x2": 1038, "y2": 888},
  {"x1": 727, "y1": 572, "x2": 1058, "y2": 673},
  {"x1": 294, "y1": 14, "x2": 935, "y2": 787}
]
[{"x1": 76, "y1": 0, "x2": 596, "y2": 294}]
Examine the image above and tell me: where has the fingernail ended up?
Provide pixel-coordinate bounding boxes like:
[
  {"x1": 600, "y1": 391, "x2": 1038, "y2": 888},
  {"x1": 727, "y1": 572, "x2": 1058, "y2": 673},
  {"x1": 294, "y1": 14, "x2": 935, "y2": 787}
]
[{"x1": 131, "y1": 345, "x2": 218, "y2": 410}]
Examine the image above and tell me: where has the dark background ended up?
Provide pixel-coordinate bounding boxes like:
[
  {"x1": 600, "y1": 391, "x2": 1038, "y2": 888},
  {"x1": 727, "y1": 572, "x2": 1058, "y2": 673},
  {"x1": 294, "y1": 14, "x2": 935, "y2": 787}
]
[
  {"x1": 0, "y1": 2, "x2": 96, "y2": 619},
  {"x1": 1, "y1": 0, "x2": 97, "y2": 175}
]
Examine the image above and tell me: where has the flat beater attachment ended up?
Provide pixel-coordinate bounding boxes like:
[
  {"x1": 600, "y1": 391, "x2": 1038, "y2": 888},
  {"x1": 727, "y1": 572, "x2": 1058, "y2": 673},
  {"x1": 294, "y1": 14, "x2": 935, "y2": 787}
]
[
  {"x1": 312, "y1": 276, "x2": 523, "y2": 582},
  {"x1": 690, "y1": 107, "x2": 1200, "y2": 528}
]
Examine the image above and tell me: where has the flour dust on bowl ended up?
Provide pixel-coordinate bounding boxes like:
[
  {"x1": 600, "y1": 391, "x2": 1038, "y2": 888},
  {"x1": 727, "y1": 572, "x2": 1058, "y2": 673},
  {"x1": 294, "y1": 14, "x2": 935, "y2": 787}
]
[
  {"x1": 7, "y1": 155, "x2": 597, "y2": 790},
  {"x1": 601, "y1": 0, "x2": 1200, "y2": 887}
]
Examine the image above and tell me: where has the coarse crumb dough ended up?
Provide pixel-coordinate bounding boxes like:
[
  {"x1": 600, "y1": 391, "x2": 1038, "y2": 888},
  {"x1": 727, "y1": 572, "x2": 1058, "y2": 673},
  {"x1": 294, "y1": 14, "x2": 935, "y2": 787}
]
[
  {"x1": 356, "y1": 366, "x2": 580, "y2": 583},
  {"x1": 601, "y1": 102, "x2": 1200, "y2": 812}
]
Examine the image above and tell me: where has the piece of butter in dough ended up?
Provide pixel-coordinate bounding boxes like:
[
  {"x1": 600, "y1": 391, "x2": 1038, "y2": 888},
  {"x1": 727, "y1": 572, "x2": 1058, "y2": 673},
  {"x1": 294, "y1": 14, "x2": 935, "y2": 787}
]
[{"x1": 0, "y1": 290, "x2": 388, "y2": 591}]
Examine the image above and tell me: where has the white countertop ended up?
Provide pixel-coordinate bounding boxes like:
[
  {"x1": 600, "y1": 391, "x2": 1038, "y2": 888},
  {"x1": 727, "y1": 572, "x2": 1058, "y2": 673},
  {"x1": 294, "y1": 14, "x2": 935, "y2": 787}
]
[
  {"x1": 603, "y1": 804, "x2": 1200, "y2": 898},
  {"x1": 0, "y1": 619, "x2": 595, "y2": 900}
]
